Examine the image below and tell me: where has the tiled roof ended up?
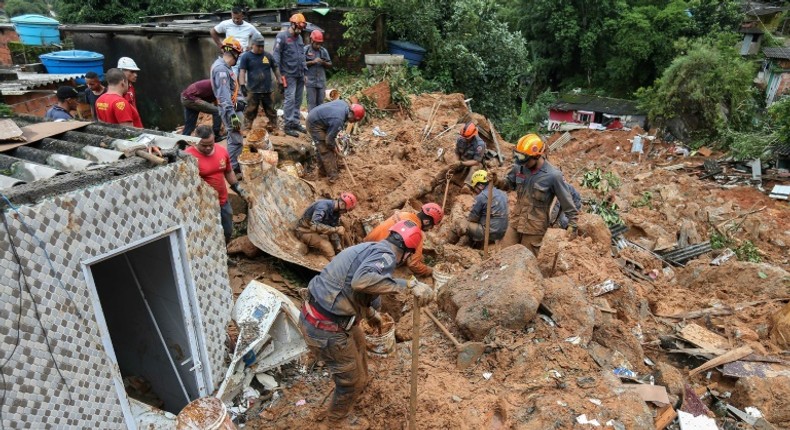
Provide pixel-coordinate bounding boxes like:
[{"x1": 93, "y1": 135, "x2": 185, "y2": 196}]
[
  {"x1": 0, "y1": 72, "x2": 85, "y2": 95},
  {"x1": 763, "y1": 47, "x2": 790, "y2": 60},
  {"x1": 550, "y1": 93, "x2": 644, "y2": 115}
]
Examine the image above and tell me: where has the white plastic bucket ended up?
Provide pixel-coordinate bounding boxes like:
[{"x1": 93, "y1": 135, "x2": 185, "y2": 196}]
[
  {"x1": 176, "y1": 397, "x2": 235, "y2": 430},
  {"x1": 362, "y1": 313, "x2": 395, "y2": 357},
  {"x1": 432, "y1": 263, "x2": 454, "y2": 292}
]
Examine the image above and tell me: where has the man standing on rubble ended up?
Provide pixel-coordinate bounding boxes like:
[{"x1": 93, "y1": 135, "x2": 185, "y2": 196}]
[
  {"x1": 181, "y1": 79, "x2": 223, "y2": 141},
  {"x1": 239, "y1": 35, "x2": 280, "y2": 131},
  {"x1": 185, "y1": 125, "x2": 245, "y2": 244},
  {"x1": 453, "y1": 122, "x2": 487, "y2": 184},
  {"x1": 506, "y1": 133, "x2": 578, "y2": 256},
  {"x1": 273, "y1": 13, "x2": 308, "y2": 137},
  {"x1": 306, "y1": 99, "x2": 365, "y2": 183},
  {"x1": 304, "y1": 29, "x2": 332, "y2": 112},
  {"x1": 363, "y1": 203, "x2": 444, "y2": 277},
  {"x1": 295, "y1": 192, "x2": 358, "y2": 259},
  {"x1": 95, "y1": 68, "x2": 143, "y2": 128},
  {"x1": 300, "y1": 220, "x2": 435, "y2": 428},
  {"x1": 211, "y1": 37, "x2": 244, "y2": 173},
  {"x1": 450, "y1": 170, "x2": 509, "y2": 247}
]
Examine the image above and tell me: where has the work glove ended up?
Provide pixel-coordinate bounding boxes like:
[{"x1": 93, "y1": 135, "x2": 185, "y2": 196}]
[
  {"x1": 241, "y1": 85, "x2": 248, "y2": 97},
  {"x1": 231, "y1": 114, "x2": 242, "y2": 131},
  {"x1": 230, "y1": 183, "x2": 247, "y2": 199},
  {"x1": 368, "y1": 309, "x2": 383, "y2": 331},
  {"x1": 333, "y1": 225, "x2": 345, "y2": 235},
  {"x1": 407, "y1": 277, "x2": 435, "y2": 307}
]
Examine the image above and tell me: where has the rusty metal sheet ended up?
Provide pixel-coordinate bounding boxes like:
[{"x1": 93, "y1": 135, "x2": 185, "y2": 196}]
[
  {"x1": 242, "y1": 155, "x2": 326, "y2": 272},
  {"x1": 721, "y1": 360, "x2": 790, "y2": 378}
]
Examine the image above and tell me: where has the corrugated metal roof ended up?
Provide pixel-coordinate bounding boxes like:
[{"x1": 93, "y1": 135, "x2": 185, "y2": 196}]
[
  {"x1": 763, "y1": 47, "x2": 790, "y2": 60},
  {"x1": 550, "y1": 94, "x2": 644, "y2": 115},
  {"x1": 0, "y1": 116, "x2": 197, "y2": 206},
  {"x1": 0, "y1": 72, "x2": 85, "y2": 95}
]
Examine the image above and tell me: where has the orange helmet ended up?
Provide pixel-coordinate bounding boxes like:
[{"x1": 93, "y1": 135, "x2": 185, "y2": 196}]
[
  {"x1": 515, "y1": 133, "x2": 545, "y2": 157},
  {"x1": 460, "y1": 122, "x2": 477, "y2": 139},
  {"x1": 222, "y1": 37, "x2": 243, "y2": 55},
  {"x1": 290, "y1": 13, "x2": 307, "y2": 29}
]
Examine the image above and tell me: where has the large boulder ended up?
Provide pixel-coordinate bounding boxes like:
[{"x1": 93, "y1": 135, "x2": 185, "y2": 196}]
[
  {"x1": 439, "y1": 244, "x2": 544, "y2": 341},
  {"x1": 576, "y1": 213, "x2": 612, "y2": 247},
  {"x1": 731, "y1": 376, "x2": 790, "y2": 427}
]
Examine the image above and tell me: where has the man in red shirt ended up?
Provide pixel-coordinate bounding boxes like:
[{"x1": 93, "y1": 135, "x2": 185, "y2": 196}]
[
  {"x1": 95, "y1": 68, "x2": 143, "y2": 128},
  {"x1": 185, "y1": 124, "x2": 245, "y2": 243}
]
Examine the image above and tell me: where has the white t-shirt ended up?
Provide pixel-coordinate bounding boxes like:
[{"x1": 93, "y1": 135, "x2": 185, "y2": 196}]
[{"x1": 213, "y1": 20, "x2": 262, "y2": 50}]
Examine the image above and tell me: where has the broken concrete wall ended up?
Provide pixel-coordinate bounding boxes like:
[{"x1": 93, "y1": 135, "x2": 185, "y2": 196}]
[{"x1": 0, "y1": 159, "x2": 232, "y2": 427}]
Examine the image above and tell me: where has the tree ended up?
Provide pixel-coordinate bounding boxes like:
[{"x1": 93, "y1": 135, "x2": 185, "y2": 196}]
[
  {"x1": 53, "y1": 0, "x2": 238, "y2": 24},
  {"x1": 5, "y1": 0, "x2": 49, "y2": 17}
]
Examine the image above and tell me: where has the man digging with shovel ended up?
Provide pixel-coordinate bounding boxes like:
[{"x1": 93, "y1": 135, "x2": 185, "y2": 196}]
[{"x1": 299, "y1": 220, "x2": 435, "y2": 428}]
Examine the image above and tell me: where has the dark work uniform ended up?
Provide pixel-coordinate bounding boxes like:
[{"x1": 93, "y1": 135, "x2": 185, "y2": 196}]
[
  {"x1": 306, "y1": 100, "x2": 350, "y2": 181},
  {"x1": 467, "y1": 184, "x2": 509, "y2": 243},
  {"x1": 239, "y1": 50, "x2": 278, "y2": 127},
  {"x1": 180, "y1": 79, "x2": 221, "y2": 138},
  {"x1": 304, "y1": 45, "x2": 332, "y2": 111},
  {"x1": 295, "y1": 199, "x2": 342, "y2": 258}
]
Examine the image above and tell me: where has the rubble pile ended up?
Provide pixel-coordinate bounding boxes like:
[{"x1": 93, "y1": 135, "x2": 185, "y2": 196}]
[{"x1": 224, "y1": 91, "x2": 789, "y2": 429}]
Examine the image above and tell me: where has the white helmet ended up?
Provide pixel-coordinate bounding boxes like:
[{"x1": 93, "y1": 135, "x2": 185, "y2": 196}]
[{"x1": 117, "y1": 57, "x2": 140, "y2": 71}]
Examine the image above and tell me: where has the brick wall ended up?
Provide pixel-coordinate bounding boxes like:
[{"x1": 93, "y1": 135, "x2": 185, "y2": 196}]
[
  {"x1": 0, "y1": 25, "x2": 20, "y2": 66},
  {"x1": 5, "y1": 84, "x2": 59, "y2": 116}
]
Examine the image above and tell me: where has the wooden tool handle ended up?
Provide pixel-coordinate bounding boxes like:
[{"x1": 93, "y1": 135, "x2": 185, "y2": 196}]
[
  {"x1": 423, "y1": 308, "x2": 461, "y2": 348},
  {"x1": 409, "y1": 301, "x2": 420, "y2": 430}
]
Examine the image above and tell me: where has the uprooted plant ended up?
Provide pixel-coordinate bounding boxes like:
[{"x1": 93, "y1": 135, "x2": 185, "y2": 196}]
[
  {"x1": 586, "y1": 197, "x2": 623, "y2": 227},
  {"x1": 581, "y1": 168, "x2": 621, "y2": 194}
]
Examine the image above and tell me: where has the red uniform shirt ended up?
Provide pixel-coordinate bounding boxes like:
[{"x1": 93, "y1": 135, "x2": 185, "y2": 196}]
[
  {"x1": 95, "y1": 93, "x2": 143, "y2": 128},
  {"x1": 185, "y1": 145, "x2": 232, "y2": 205},
  {"x1": 124, "y1": 83, "x2": 137, "y2": 108}
]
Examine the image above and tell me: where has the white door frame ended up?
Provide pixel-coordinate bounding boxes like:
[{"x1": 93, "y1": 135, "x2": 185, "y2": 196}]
[{"x1": 81, "y1": 226, "x2": 211, "y2": 428}]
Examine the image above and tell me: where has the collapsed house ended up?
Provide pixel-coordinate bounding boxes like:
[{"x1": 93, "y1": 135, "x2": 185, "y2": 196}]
[
  {"x1": 548, "y1": 93, "x2": 646, "y2": 132},
  {"x1": 0, "y1": 118, "x2": 233, "y2": 428}
]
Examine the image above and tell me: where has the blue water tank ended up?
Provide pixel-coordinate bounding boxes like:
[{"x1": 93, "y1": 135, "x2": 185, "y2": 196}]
[
  {"x1": 387, "y1": 40, "x2": 426, "y2": 67},
  {"x1": 39, "y1": 51, "x2": 105, "y2": 83},
  {"x1": 10, "y1": 14, "x2": 61, "y2": 46}
]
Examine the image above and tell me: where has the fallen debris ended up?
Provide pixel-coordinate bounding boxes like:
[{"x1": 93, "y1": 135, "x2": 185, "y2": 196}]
[{"x1": 689, "y1": 345, "x2": 753, "y2": 377}]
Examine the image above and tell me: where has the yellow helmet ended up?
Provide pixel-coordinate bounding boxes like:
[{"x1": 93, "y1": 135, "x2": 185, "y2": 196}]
[
  {"x1": 470, "y1": 170, "x2": 488, "y2": 188},
  {"x1": 515, "y1": 133, "x2": 545, "y2": 157}
]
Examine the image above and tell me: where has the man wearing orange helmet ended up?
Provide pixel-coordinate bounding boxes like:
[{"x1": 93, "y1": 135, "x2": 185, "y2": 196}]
[
  {"x1": 306, "y1": 99, "x2": 365, "y2": 183},
  {"x1": 453, "y1": 121, "x2": 487, "y2": 183},
  {"x1": 506, "y1": 133, "x2": 578, "y2": 256},
  {"x1": 305, "y1": 29, "x2": 332, "y2": 111},
  {"x1": 274, "y1": 13, "x2": 309, "y2": 137},
  {"x1": 299, "y1": 219, "x2": 435, "y2": 427},
  {"x1": 362, "y1": 202, "x2": 444, "y2": 276},
  {"x1": 211, "y1": 37, "x2": 244, "y2": 172},
  {"x1": 295, "y1": 192, "x2": 358, "y2": 259}
]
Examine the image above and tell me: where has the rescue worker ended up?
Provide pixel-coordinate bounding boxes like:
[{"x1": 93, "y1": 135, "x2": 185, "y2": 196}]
[
  {"x1": 299, "y1": 220, "x2": 435, "y2": 427},
  {"x1": 306, "y1": 100, "x2": 365, "y2": 183},
  {"x1": 117, "y1": 57, "x2": 140, "y2": 109},
  {"x1": 551, "y1": 181, "x2": 583, "y2": 229},
  {"x1": 506, "y1": 133, "x2": 578, "y2": 256},
  {"x1": 273, "y1": 13, "x2": 308, "y2": 137},
  {"x1": 95, "y1": 68, "x2": 143, "y2": 128},
  {"x1": 295, "y1": 192, "x2": 358, "y2": 259},
  {"x1": 45, "y1": 86, "x2": 78, "y2": 121},
  {"x1": 363, "y1": 202, "x2": 444, "y2": 277},
  {"x1": 450, "y1": 170, "x2": 509, "y2": 247},
  {"x1": 452, "y1": 122, "x2": 487, "y2": 185},
  {"x1": 239, "y1": 35, "x2": 280, "y2": 131},
  {"x1": 211, "y1": 37, "x2": 244, "y2": 173},
  {"x1": 304, "y1": 29, "x2": 332, "y2": 112},
  {"x1": 180, "y1": 79, "x2": 222, "y2": 141}
]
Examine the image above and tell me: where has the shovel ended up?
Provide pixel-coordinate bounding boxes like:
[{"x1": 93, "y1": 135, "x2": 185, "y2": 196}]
[{"x1": 423, "y1": 309, "x2": 485, "y2": 370}]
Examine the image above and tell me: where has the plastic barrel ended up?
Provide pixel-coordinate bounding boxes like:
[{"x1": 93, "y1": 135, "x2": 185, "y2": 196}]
[
  {"x1": 386, "y1": 40, "x2": 426, "y2": 67},
  {"x1": 39, "y1": 50, "x2": 105, "y2": 83},
  {"x1": 11, "y1": 15, "x2": 60, "y2": 46}
]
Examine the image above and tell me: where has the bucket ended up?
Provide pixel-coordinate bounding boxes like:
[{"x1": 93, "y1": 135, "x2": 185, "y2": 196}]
[
  {"x1": 238, "y1": 150, "x2": 268, "y2": 181},
  {"x1": 279, "y1": 160, "x2": 303, "y2": 178},
  {"x1": 361, "y1": 313, "x2": 395, "y2": 357},
  {"x1": 11, "y1": 15, "x2": 60, "y2": 46},
  {"x1": 176, "y1": 397, "x2": 235, "y2": 430},
  {"x1": 39, "y1": 50, "x2": 105, "y2": 83},
  {"x1": 387, "y1": 40, "x2": 426, "y2": 67},
  {"x1": 432, "y1": 263, "x2": 454, "y2": 292},
  {"x1": 324, "y1": 88, "x2": 340, "y2": 102}
]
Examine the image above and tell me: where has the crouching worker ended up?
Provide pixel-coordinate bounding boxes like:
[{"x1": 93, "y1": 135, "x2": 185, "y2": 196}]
[
  {"x1": 363, "y1": 202, "x2": 444, "y2": 277},
  {"x1": 450, "y1": 170, "x2": 509, "y2": 247},
  {"x1": 295, "y1": 192, "x2": 357, "y2": 259},
  {"x1": 299, "y1": 220, "x2": 435, "y2": 427}
]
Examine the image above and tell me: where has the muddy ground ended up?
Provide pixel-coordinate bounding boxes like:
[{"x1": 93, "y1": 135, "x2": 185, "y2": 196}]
[{"x1": 215, "y1": 92, "x2": 789, "y2": 429}]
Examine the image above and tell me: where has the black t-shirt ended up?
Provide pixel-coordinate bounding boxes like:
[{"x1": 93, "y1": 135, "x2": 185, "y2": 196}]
[
  {"x1": 238, "y1": 51, "x2": 277, "y2": 93},
  {"x1": 84, "y1": 85, "x2": 107, "y2": 120}
]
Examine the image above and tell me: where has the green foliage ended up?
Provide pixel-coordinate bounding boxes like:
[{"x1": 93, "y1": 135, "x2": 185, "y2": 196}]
[
  {"x1": 636, "y1": 39, "x2": 758, "y2": 144},
  {"x1": 631, "y1": 191, "x2": 654, "y2": 209},
  {"x1": 581, "y1": 168, "x2": 621, "y2": 193},
  {"x1": 769, "y1": 96, "x2": 790, "y2": 144},
  {"x1": 498, "y1": 90, "x2": 557, "y2": 141},
  {"x1": 5, "y1": 0, "x2": 48, "y2": 17},
  {"x1": 331, "y1": 65, "x2": 437, "y2": 117},
  {"x1": 710, "y1": 230, "x2": 732, "y2": 250},
  {"x1": 0, "y1": 104, "x2": 13, "y2": 117},
  {"x1": 734, "y1": 240, "x2": 761, "y2": 263},
  {"x1": 586, "y1": 198, "x2": 623, "y2": 227},
  {"x1": 53, "y1": 0, "x2": 239, "y2": 24}
]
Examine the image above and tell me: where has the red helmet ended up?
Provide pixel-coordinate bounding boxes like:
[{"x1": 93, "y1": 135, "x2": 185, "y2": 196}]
[
  {"x1": 339, "y1": 192, "x2": 357, "y2": 211},
  {"x1": 388, "y1": 220, "x2": 423, "y2": 252},
  {"x1": 460, "y1": 122, "x2": 477, "y2": 139},
  {"x1": 350, "y1": 103, "x2": 365, "y2": 122},
  {"x1": 310, "y1": 30, "x2": 324, "y2": 43},
  {"x1": 420, "y1": 203, "x2": 444, "y2": 226}
]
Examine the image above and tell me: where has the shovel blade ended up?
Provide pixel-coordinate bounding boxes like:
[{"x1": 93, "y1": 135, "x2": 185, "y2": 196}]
[{"x1": 456, "y1": 342, "x2": 485, "y2": 370}]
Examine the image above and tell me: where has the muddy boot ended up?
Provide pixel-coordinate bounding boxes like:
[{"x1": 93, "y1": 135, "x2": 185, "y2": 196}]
[{"x1": 321, "y1": 416, "x2": 369, "y2": 430}]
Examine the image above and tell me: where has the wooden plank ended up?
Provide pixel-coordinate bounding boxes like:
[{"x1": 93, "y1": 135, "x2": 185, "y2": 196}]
[
  {"x1": 678, "y1": 323, "x2": 729, "y2": 354},
  {"x1": 655, "y1": 404, "x2": 678, "y2": 430},
  {"x1": 0, "y1": 121, "x2": 90, "y2": 152},
  {"x1": 689, "y1": 345, "x2": 753, "y2": 377},
  {"x1": 621, "y1": 384, "x2": 670, "y2": 405}
]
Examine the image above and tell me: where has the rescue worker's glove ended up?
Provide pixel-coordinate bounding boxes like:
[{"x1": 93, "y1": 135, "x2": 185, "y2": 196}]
[
  {"x1": 407, "y1": 277, "x2": 435, "y2": 307},
  {"x1": 333, "y1": 225, "x2": 345, "y2": 235},
  {"x1": 368, "y1": 309, "x2": 383, "y2": 331},
  {"x1": 241, "y1": 85, "x2": 248, "y2": 97},
  {"x1": 230, "y1": 183, "x2": 247, "y2": 199},
  {"x1": 231, "y1": 114, "x2": 242, "y2": 131}
]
